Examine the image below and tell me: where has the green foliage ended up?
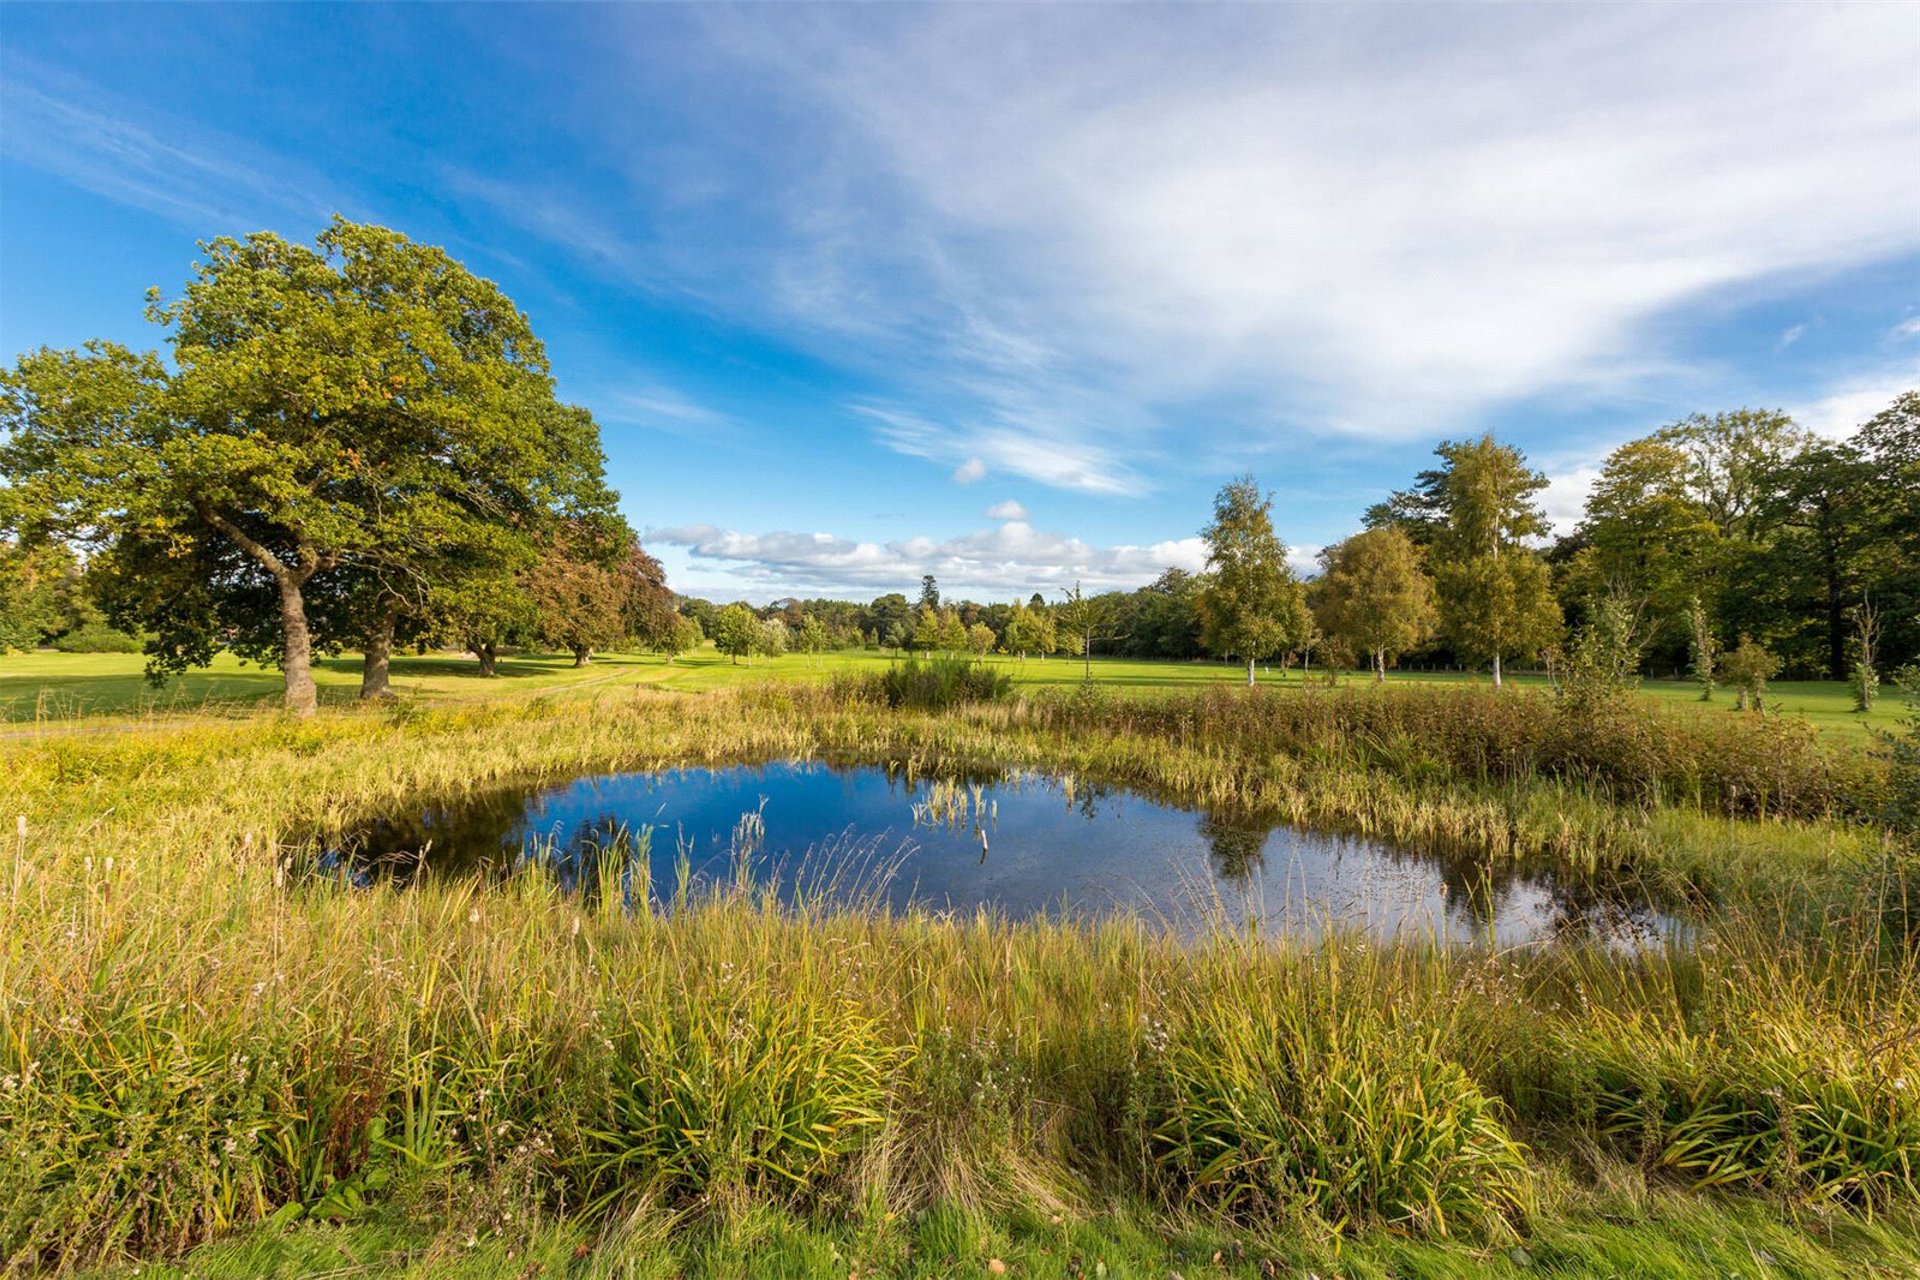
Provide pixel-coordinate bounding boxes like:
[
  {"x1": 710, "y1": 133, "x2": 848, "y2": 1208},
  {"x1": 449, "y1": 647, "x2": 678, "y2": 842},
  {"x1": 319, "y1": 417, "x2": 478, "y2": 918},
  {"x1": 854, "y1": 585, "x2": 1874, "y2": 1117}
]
[
  {"x1": 877, "y1": 654, "x2": 1013, "y2": 710},
  {"x1": 49, "y1": 623, "x2": 145, "y2": 653},
  {"x1": 1424, "y1": 436, "x2": 1561, "y2": 684},
  {"x1": 660, "y1": 613, "x2": 704, "y2": 663},
  {"x1": 797, "y1": 615, "x2": 829, "y2": 664},
  {"x1": 1000, "y1": 600, "x2": 1055, "y2": 658},
  {"x1": 1313, "y1": 525, "x2": 1436, "y2": 680},
  {"x1": 1436, "y1": 550, "x2": 1561, "y2": 681},
  {"x1": 714, "y1": 603, "x2": 760, "y2": 665},
  {"x1": 1722, "y1": 635, "x2": 1781, "y2": 714},
  {"x1": 0, "y1": 219, "x2": 617, "y2": 712},
  {"x1": 1199, "y1": 477, "x2": 1307, "y2": 681},
  {"x1": 1571, "y1": 439, "x2": 1722, "y2": 646},
  {"x1": 1052, "y1": 581, "x2": 1115, "y2": 679},
  {"x1": 1557, "y1": 590, "x2": 1647, "y2": 713}
]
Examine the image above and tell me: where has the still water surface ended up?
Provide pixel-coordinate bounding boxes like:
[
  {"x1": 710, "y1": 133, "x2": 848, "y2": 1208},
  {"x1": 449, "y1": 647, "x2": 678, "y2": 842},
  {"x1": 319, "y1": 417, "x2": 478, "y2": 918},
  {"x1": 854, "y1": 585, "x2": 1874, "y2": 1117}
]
[{"x1": 324, "y1": 761, "x2": 1671, "y2": 946}]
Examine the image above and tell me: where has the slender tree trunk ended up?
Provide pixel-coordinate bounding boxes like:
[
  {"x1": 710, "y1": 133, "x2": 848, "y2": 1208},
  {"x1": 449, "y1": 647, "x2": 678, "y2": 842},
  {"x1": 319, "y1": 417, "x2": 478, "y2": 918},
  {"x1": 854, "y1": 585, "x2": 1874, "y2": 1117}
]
[
  {"x1": 1374, "y1": 649, "x2": 1386, "y2": 683},
  {"x1": 1246, "y1": 656, "x2": 1256, "y2": 687},
  {"x1": 275, "y1": 572, "x2": 319, "y2": 716},
  {"x1": 1824, "y1": 543, "x2": 1845, "y2": 680},
  {"x1": 1491, "y1": 653, "x2": 1503, "y2": 688},
  {"x1": 359, "y1": 608, "x2": 396, "y2": 700}
]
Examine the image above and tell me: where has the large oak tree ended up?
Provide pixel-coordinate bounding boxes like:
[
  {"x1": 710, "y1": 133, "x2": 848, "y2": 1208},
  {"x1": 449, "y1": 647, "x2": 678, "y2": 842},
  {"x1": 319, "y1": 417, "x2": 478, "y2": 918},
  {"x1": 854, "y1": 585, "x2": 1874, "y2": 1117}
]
[{"x1": 0, "y1": 219, "x2": 616, "y2": 712}]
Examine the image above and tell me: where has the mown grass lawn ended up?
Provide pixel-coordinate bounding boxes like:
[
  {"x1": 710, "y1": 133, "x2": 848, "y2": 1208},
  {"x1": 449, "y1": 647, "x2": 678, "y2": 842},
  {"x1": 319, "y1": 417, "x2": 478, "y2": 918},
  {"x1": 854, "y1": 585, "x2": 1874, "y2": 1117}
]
[{"x1": 2, "y1": 644, "x2": 1901, "y2": 741}]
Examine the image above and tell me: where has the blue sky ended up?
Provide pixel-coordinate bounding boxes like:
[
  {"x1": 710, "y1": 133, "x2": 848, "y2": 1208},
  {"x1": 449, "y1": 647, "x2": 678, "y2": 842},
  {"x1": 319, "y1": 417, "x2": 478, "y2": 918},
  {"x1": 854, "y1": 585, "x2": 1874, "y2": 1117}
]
[{"x1": 3, "y1": 3, "x2": 1916, "y2": 603}]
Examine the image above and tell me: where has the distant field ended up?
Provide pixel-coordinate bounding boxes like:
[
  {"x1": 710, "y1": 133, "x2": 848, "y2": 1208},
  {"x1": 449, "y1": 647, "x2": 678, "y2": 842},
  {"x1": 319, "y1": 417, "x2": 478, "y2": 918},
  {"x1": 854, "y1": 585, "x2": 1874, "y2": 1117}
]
[{"x1": 0, "y1": 644, "x2": 1902, "y2": 740}]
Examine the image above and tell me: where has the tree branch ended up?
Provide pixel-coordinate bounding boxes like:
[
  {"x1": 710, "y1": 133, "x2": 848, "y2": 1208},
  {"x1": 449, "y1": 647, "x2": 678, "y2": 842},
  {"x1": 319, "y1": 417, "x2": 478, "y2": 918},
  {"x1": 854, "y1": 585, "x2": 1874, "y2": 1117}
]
[{"x1": 196, "y1": 501, "x2": 291, "y2": 580}]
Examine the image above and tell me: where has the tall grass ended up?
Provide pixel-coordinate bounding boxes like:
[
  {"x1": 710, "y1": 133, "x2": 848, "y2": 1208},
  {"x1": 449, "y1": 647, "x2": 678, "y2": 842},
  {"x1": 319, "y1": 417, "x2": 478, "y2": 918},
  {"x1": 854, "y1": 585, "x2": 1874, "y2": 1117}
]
[{"x1": 2, "y1": 682, "x2": 1913, "y2": 1271}]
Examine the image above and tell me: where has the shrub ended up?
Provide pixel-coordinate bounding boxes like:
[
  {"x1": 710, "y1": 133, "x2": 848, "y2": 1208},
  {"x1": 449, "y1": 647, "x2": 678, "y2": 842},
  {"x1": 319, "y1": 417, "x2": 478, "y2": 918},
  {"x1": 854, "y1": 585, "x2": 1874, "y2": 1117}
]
[
  {"x1": 1723, "y1": 636, "x2": 1780, "y2": 714},
  {"x1": 50, "y1": 623, "x2": 145, "y2": 653},
  {"x1": 878, "y1": 654, "x2": 1012, "y2": 711}
]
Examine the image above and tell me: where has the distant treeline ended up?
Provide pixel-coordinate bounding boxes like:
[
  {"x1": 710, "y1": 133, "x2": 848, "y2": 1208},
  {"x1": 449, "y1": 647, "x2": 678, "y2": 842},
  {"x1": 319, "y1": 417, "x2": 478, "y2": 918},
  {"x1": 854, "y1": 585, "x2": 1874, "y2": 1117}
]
[{"x1": 680, "y1": 395, "x2": 1920, "y2": 685}]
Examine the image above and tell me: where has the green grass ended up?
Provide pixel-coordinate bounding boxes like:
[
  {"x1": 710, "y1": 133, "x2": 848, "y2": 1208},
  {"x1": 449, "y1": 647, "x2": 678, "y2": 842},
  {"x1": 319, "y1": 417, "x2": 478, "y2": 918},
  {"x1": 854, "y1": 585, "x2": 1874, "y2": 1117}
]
[
  {"x1": 6, "y1": 681, "x2": 1917, "y2": 1276},
  {"x1": 3, "y1": 644, "x2": 1901, "y2": 741},
  {"x1": 74, "y1": 1191, "x2": 1920, "y2": 1279}
]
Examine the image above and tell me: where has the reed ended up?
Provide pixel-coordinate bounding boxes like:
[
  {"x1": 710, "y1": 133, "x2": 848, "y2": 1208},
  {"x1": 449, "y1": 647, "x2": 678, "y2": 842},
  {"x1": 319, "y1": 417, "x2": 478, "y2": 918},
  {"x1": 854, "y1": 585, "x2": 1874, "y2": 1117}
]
[{"x1": 2, "y1": 682, "x2": 1913, "y2": 1273}]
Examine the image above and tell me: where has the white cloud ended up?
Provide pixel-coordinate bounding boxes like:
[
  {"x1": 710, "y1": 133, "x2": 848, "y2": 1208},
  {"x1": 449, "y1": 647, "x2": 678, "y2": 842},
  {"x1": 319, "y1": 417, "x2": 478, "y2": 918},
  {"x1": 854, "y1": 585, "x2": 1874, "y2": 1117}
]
[
  {"x1": 1788, "y1": 368, "x2": 1919, "y2": 439},
  {"x1": 0, "y1": 58, "x2": 341, "y2": 231},
  {"x1": 1778, "y1": 323, "x2": 1808, "y2": 350},
  {"x1": 859, "y1": 404, "x2": 1145, "y2": 494},
  {"x1": 688, "y1": 5, "x2": 1920, "y2": 465},
  {"x1": 1539, "y1": 462, "x2": 1606, "y2": 536},
  {"x1": 985, "y1": 499, "x2": 1028, "y2": 521},
  {"x1": 649, "y1": 520, "x2": 1207, "y2": 597},
  {"x1": 1893, "y1": 316, "x2": 1920, "y2": 339}
]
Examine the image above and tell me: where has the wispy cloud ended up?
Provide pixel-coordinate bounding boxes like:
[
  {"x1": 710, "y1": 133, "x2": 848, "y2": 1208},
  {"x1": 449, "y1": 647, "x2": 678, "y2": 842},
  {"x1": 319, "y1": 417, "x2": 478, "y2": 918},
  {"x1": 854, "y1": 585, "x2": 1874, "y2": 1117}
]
[
  {"x1": 856, "y1": 404, "x2": 1145, "y2": 495},
  {"x1": 1777, "y1": 323, "x2": 1808, "y2": 350},
  {"x1": 985, "y1": 499, "x2": 1028, "y2": 521},
  {"x1": 0, "y1": 58, "x2": 340, "y2": 231},
  {"x1": 592, "y1": 382, "x2": 737, "y2": 442},
  {"x1": 650, "y1": 519, "x2": 1207, "y2": 597},
  {"x1": 686, "y1": 5, "x2": 1920, "y2": 464}
]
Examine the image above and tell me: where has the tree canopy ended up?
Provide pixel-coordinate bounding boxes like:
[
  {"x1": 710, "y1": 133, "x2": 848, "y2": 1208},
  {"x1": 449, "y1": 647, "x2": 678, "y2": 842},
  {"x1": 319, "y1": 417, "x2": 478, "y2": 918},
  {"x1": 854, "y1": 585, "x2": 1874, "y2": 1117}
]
[
  {"x1": 1198, "y1": 477, "x2": 1308, "y2": 685},
  {"x1": 0, "y1": 218, "x2": 621, "y2": 711}
]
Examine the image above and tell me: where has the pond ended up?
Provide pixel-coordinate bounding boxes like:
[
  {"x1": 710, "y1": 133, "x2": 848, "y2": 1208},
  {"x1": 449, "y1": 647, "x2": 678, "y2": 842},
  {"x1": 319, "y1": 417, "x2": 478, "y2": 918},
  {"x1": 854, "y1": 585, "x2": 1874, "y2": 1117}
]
[{"x1": 317, "y1": 760, "x2": 1675, "y2": 946}]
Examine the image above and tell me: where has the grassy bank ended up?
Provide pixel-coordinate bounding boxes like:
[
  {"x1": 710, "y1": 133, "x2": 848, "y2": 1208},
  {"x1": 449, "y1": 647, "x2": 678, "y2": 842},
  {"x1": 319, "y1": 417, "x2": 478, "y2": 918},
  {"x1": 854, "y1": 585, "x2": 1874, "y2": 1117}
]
[
  {"x1": 2, "y1": 645, "x2": 1901, "y2": 742},
  {"x1": 5, "y1": 682, "x2": 1917, "y2": 1275}
]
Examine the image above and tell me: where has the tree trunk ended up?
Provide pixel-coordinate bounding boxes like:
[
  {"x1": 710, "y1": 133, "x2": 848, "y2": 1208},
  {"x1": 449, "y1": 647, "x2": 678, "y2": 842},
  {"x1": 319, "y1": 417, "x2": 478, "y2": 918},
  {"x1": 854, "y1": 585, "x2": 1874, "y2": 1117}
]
[
  {"x1": 359, "y1": 609, "x2": 396, "y2": 700},
  {"x1": 1246, "y1": 656, "x2": 1257, "y2": 687},
  {"x1": 195, "y1": 505, "x2": 323, "y2": 717},
  {"x1": 276, "y1": 572, "x2": 319, "y2": 716},
  {"x1": 1824, "y1": 543, "x2": 1845, "y2": 680},
  {"x1": 572, "y1": 645, "x2": 593, "y2": 667},
  {"x1": 1491, "y1": 653, "x2": 1503, "y2": 688},
  {"x1": 475, "y1": 642, "x2": 498, "y2": 678},
  {"x1": 1374, "y1": 649, "x2": 1386, "y2": 683}
]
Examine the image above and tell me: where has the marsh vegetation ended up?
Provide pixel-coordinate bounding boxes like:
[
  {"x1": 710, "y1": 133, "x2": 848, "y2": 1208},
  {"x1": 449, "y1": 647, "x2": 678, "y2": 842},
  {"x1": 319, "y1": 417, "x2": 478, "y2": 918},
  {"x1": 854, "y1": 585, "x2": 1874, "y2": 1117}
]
[{"x1": 5, "y1": 678, "x2": 1918, "y2": 1276}]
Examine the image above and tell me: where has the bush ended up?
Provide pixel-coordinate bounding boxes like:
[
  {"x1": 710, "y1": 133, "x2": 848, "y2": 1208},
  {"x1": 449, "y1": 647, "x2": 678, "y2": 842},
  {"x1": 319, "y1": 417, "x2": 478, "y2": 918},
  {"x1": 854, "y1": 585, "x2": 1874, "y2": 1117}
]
[
  {"x1": 50, "y1": 623, "x2": 144, "y2": 653},
  {"x1": 878, "y1": 654, "x2": 1012, "y2": 711}
]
